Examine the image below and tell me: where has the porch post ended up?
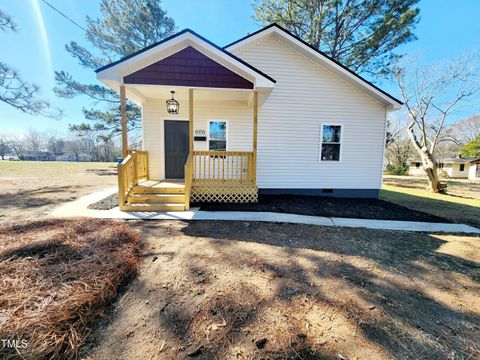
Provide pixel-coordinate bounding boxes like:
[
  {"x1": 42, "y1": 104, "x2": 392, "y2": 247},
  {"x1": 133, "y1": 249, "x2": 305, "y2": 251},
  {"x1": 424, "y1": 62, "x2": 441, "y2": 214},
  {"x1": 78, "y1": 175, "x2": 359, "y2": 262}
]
[
  {"x1": 189, "y1": 88, "x2": 194, "y2": 153},
  {"x1": 120, "y1": 85, "x2": 128, "y2": 158},
  {"x1": 252, "y1": 91, "x2": 258, "y2": 183}
]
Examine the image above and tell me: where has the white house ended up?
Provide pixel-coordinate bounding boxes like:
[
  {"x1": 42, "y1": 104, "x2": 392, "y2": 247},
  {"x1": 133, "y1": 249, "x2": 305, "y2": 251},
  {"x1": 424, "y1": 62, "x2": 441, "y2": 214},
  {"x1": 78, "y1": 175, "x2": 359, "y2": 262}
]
[
  {"x1": 56, "y1": 152, "x2": 93, "y2": 162},
  {"x1": 409, "y1": 157, "x2": 480, "y2": 180},
  {"x1": 96, "y1": 24, "x2": 402, "y2": 211}
]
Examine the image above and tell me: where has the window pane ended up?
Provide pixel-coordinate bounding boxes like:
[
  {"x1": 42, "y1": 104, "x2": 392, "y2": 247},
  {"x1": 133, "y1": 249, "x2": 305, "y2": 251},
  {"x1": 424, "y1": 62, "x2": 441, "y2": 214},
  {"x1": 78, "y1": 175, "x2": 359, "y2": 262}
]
[
  {"x1": 321, "y1": 144, "x2": 340, "y2": 161},
  {"x1": 209, "y1": 140, "x2": 226, "y2": 151},
  {"x1": 210, "y1": 121, "x2": 226, "y2": 141},
  {"x1": 322, "y1": 125, "x2": 341, "y2": 143}
]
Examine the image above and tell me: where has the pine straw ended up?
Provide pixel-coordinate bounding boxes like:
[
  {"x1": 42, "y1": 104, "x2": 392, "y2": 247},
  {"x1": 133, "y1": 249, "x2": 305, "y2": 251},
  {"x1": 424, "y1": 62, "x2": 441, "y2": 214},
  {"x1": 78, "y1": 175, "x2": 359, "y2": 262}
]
[{"x1": 0, "y1": 218, "x2": 141, "y2": 360}]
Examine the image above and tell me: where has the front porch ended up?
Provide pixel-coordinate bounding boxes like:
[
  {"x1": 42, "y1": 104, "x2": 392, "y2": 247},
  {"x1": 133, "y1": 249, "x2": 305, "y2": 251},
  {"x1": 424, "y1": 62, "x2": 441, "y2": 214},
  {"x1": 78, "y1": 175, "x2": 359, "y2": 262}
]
[
  {"x1": 114, "y1": 56, "x2": 263, "y2": 211},
  {"x1": 118, "y1": 147, "x2": 258, "y2": 212},
  {"x1": 94, "y1": 29, "x2": 277, "y2": 212}
]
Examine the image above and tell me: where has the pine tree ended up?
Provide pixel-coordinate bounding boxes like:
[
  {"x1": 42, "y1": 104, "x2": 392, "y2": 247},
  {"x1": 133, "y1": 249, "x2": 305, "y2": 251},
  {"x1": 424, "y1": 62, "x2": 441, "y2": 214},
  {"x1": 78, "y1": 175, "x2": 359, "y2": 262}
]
[
  {"x1": 0, "y1": 10, "x2": 57, "y2": 117},
  {"x1": 54, "y1": 0, "x2": 175, "y2": 138},
  {"x1": 252, "y1": 0, "x2": 420, "y2": 77}
]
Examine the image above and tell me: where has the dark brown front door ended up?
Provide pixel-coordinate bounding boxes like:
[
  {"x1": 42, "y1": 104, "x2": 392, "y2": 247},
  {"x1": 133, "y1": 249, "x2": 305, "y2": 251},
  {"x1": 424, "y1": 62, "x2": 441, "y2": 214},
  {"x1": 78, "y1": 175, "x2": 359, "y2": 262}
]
[{"x1": 164, "y1": 120, "x2": 189, "y2": 179}]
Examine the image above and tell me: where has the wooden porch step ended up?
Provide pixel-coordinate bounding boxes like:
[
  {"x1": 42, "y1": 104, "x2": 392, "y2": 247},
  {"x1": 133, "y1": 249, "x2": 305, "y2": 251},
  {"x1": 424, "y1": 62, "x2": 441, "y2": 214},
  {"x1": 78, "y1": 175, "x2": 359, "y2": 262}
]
[
  {"x1": 132, "y1": 187, "x2": 185, "y2": 194},
  {"x1": 121, "y1": 203, "x2": 186, "y2": 212},
  {"x1": 127, "y1": 193, "x2": 185, "y2": 203},
  {"x1": 131, "y1": 181, "x2": 185, "y2": 194}
]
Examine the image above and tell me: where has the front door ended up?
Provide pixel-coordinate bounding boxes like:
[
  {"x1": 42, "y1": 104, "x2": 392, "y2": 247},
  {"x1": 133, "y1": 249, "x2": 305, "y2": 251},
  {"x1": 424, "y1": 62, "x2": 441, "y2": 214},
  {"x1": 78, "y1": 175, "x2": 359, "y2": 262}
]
[{"x1": 164, "y1": 120, "x2": 189, "y2": 179}]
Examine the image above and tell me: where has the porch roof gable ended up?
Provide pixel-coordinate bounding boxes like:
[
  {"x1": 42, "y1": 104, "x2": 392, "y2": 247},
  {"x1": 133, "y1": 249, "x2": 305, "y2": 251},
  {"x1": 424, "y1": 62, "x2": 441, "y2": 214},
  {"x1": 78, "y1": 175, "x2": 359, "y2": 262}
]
[
  {"x1": 96, "y1": 29, "x2": 276, "y2": 90},
  {"x1": 123, "y1": 46, "x2": 254, "y2": 89}
]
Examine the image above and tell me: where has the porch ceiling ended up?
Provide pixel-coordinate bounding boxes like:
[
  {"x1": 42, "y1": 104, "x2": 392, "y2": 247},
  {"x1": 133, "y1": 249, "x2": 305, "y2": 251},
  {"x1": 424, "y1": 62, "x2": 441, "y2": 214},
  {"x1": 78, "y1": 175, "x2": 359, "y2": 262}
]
[{"x1": 125, "y1": 85, "x2": 256, "y2": 104}]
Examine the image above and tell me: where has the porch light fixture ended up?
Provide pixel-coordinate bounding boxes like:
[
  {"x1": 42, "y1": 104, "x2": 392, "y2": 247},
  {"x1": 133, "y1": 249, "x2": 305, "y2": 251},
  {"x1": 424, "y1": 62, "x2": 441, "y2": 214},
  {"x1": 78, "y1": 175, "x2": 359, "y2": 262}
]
[{"x1": 166, "y1": 90, "x2": 180, "y2": 114}]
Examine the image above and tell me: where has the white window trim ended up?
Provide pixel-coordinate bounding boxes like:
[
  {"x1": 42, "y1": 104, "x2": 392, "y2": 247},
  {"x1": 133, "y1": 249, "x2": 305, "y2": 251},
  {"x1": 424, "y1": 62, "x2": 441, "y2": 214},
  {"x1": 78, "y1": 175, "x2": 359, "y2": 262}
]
[
  {"x1": 208, "y1": 120, "x2": 229, "y2": 151},
  {"x1": 319, "y1": 123, "x2": 343, "y2": 163}
]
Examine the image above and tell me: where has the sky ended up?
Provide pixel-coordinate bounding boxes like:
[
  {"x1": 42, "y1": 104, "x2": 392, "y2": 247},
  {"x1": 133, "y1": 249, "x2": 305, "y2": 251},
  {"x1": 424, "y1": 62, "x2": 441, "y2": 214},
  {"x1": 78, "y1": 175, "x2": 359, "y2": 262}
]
[{"x1": 0, "y1": 0, "x2": 479, "y2": 135}]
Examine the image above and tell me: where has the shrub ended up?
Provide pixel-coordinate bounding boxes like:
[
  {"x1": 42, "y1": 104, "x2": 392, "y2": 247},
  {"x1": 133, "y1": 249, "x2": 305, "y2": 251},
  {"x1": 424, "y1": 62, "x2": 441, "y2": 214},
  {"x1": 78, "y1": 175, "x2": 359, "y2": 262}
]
[{"x1": 385, "y1": 163, "x2": 409, "y2": 175}]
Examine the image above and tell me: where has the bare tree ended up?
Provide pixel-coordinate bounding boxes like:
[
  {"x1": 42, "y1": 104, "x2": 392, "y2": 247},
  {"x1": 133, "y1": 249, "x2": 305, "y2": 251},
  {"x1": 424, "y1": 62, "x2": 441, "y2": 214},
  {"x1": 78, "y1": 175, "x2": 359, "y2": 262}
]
[
  {"x1": 385, "y1": 113, "x2": 414, "y2": 174},
  {"x1": 0, "y1": 132, "x2": 10, "y2": 159},
  {"x1": 9, "y1": 133, "x2": 25, "y2": 158},
  {"x1": 47, "y1": 136, "x2": 65, "y2": 156},
  {"x1": 385, "y1": 112, "x2": 408, "y2": 149},
  {"x1": 24, "y1": 128, "x2": 45, "y2": 153},
  {"x1": 444, "y1": 115, "x2": 480, "y2": 145},
  {"x1": 395, "y1": 53, "x2": 480, "y2": 192}
]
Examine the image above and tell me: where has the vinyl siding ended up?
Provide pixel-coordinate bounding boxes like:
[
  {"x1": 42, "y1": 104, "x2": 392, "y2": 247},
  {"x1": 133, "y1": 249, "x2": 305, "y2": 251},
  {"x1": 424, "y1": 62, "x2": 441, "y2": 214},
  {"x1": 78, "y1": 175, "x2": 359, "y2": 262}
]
[
  {"x1": 409, "y1": 164, "x2": 424, "y2": 176},
  {"x1": 447, "y1": 163, "x2": 469, "y2": 178},
  {"x1": 234, "y1": 36, "x2": 387, "y2": 189},
  {"x1": 468, "y1": 163, "x2": 479, "y2": 180},
  {"x1": 142, "y1": 98, "x2": 253, "y2": 179}
]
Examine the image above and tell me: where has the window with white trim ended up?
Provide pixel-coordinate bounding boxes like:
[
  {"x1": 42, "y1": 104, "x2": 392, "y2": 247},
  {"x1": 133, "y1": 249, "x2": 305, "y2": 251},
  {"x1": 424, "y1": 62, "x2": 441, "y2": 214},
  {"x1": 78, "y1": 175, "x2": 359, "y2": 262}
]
[
  {"x1": 320, "y1": 124, "x2": 342, "y2": 161},
  {"x1": 209, "y1": 121, "x2": 227, "y2": 151}
]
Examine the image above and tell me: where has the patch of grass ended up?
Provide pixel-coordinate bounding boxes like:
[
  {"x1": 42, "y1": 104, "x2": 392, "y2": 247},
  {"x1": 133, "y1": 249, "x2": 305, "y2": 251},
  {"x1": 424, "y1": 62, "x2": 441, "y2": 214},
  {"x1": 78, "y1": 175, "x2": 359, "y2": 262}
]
[
  {"x1": 0, "y1": 160, "x2": 116, "y2": 176},
  {"x1": 381, "y1": 178, "x2": 480, "y2": 227},
  {"x1": 0, "y1": 218, "x2": 140, "y2": 359},
  {"x1": 0, "y1": 161, "x2": 117, "y2": 223}
]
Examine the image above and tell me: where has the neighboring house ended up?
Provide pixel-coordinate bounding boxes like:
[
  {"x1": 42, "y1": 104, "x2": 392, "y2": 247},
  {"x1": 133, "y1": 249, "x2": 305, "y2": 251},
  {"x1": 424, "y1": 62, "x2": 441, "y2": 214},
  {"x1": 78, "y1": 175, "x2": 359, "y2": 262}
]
[
  {"x1": 20, "y1": 151, "x2": 55, "y2": 161},
  {"x1": 4, "y1": 153, "x2": 19, "y2": 160},
  {"x1": 96, "y1": 24, "x2": 402, "y2": 211},
  {"x1": 409, "y1": 157, "x2": 480, "y2": 180},
  {"x1": 56, "y1": 152, "x2": 93, "y2": 162}
]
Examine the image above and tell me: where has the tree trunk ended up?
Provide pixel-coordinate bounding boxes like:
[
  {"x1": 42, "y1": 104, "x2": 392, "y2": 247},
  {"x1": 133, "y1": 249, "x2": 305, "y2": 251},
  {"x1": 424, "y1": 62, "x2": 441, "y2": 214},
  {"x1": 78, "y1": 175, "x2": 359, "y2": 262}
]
[
  {"x1": 406, "y1": 121, "x2": 447, "y2": 193},
  {"x1": 420, "y1": 151, "x2": 446, "y2": 193}
]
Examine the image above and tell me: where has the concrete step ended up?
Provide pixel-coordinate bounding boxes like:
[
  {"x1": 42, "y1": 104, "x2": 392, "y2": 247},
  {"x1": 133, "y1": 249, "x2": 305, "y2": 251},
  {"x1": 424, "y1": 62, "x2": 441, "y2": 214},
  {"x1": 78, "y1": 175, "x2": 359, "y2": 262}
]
[
  {"x1": 128, "y1": 193, "x2": 185, "y2": 204},
  {"x1": 121, "y1": 202, "x2": 186, "y2": 212}
]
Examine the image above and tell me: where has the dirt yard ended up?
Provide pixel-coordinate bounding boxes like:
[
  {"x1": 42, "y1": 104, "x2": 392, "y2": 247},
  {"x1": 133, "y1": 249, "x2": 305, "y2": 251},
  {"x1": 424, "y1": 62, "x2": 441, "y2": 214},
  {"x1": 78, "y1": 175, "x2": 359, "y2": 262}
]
[
  {"x1": 86, "y1": 221, "x2": 480, "y2": 360},
  {"x1": 1, "y1": 163, "x2": 479, "y2": 359},
  {"x1": 382, "y1": 175, "x2": 480, "y2": 227},
  {"x1": 0, "y1": 161, "x2": 117, "y2": 223}
]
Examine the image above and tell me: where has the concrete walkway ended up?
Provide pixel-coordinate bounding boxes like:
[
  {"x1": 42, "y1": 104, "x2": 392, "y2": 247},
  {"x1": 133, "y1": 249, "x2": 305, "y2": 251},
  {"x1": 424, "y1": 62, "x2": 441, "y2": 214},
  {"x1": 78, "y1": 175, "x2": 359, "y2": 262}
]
[{"x1": 50, "y1": 188, "x2": 480, "y2": 234}]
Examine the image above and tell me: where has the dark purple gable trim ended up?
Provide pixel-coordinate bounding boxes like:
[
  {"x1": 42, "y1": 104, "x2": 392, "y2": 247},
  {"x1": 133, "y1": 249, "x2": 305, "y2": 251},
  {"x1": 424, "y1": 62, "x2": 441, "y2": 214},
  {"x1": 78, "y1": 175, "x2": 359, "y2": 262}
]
[{"x1": 123, "y1": 46, "x2": 254, "y2": 89}]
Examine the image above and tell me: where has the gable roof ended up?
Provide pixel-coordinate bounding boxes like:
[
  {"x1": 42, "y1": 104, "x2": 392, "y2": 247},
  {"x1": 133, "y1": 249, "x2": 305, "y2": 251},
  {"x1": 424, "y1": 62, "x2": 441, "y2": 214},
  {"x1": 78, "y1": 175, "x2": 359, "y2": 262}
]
[
  {"x1": 440, "y1": 157, "x2": 480, "y2": 164},
  {"x1": 410, "y1": 156, "x2": 480, "y2": 164},
  {"x1": 95, "y1": 28, "x2": 276, "y2": 88},
  {"x1": 123, "y1": 46, "x2": 255, "y2": 89},
  {"x1": 224, "y1": 23, "x2": 403, "y2": 109}
]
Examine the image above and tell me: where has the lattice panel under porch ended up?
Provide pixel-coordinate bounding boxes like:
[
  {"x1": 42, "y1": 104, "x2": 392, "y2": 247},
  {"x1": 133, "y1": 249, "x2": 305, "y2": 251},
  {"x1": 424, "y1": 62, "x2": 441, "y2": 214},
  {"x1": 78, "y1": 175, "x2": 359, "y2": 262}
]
[{"x1": 191, "y1": 185, "x2": 258, "y2": 203}]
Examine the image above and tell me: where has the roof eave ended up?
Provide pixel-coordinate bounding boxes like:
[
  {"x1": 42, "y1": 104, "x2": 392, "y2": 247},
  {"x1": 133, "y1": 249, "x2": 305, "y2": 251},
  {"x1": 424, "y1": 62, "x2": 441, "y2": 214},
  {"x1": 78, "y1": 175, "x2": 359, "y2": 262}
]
[{"x1": 225, "y1": 23, "x2": 403, "y2": 109}]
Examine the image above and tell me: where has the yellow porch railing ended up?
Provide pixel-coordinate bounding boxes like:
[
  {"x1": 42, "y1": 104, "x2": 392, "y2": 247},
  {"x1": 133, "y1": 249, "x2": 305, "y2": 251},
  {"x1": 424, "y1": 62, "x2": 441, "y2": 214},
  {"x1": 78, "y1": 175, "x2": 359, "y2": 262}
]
[
  {"x1": 184, "y1": 152, "x2": 193, "y2": 210},
  {"x1": 118, "y1": 150, "x2": 148, "y2": 208},
  {"x1": 191, "y1": 151, "x2": 255, "y2": 185}
]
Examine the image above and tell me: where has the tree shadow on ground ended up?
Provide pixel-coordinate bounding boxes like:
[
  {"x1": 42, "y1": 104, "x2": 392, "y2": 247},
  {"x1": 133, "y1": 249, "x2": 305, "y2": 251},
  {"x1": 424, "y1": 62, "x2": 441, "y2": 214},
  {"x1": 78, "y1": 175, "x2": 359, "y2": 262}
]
[
  {"x1": 86, "y1": 220, "x2": 480, "y2": 359},
  {"x1": 384, "y1": 176, "x2": 480, "y2": 200},
  {"x1": 381, "y1": 189, "x2": 480, "y2": 227},
  {"x1": 171, "y1": 221, "x2": 480, "y2": 359},
  {"x1": 85, "y1": 167, "x2": 117, "y2": 176},
  {"x1": 0, "y1": 186, "x2": 86, "y2": 209}
]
